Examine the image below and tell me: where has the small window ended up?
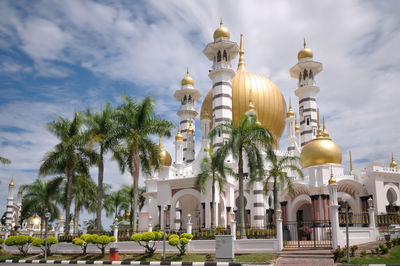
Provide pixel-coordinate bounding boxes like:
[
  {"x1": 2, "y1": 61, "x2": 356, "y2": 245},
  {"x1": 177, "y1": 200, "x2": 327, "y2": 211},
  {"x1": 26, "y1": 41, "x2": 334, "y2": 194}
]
[
  {"x1": 305, "y1": 116, "x2": 311, "y2": 126},
  {"x1": 223, "y1": 50, "x2": 227, "y2": 61},
  {"x1": 217, "y1": 50, "x2": 221, "y2": 62},
  {"x1": 312, "y1": 126, "x2": 317, "y2": 136}
]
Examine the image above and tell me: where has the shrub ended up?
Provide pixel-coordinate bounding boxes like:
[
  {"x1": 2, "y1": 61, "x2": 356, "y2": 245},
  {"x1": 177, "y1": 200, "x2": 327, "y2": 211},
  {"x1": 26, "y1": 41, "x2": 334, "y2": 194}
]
[
  {"x1": 360, "y1": 250, "x2": 367, "y2": 257},
  {"x1": 168, "y1": 233, "x2": 192, "y2": 255},
  {"x1": 385, "y1": 241, "x2": 392, "y2": 249},
  {"x1": 90, "y1": 235, "x2": 115, "y2": 256},
  {"x1": 0, "y1": 238, "x2": 4, "y2": 246},
  {"x1": 331, "y1": 248, "x2": 340, "y2": 262},
  {"x1": 370, "y1": 249, "x2": 375, "y2": 255},
  {"x1": 381, "y1": 247, "x2": 389, "y2": 254},
  {"x1": 131, "y1": 232, "x2": 165, "y2": 256},
  {"x1": 375, "y1": 247, "x2": 379, "y2": 254},
  {"x1": 5, "y1": 235, "x2": 33, "y2": 256},
  {"x1": 350, "y1": 245, "x2": 358, "y2": 257},
  {"x1": 32, "y1": 237, "x2": 58, "y2": 256},
  {"x1": 379, "y1": 244, "x2": 384, "y2": 253}
]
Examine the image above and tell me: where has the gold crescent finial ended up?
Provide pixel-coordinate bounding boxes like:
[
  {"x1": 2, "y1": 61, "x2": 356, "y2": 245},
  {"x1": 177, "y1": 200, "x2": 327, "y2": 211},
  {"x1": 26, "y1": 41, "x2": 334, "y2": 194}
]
[
  {"x1": 329, "y1": 165, "x2": 337, "y2": 185},
  {"x1": 9, "y1": 176, "x2": 14, "y2": 187},
  {"x1": 238, "y1": 33, "x2": 246, "y2": 70},
  {"x1": 304, "y1": 38, "x2": 306, "y2": 48},
  {"x1": 289, "y1": 96, "x2": 292, "y2": 109},
  {"x1": 178, "y1": 120, "x2": 181, "y2": 132},
  {"x1": 187, "y1": 67, "x2": 189, "y2": 75},
  {"x1": 220, "y1": 16, "x2": 223, "y2": 26},
  {"x1": 390, "y1": 153, "x2": 398, "y2": 168}
]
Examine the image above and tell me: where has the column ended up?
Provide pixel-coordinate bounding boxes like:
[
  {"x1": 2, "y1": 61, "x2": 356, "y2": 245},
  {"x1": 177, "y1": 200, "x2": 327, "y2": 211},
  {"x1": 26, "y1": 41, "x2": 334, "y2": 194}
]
[
  {"x1": 276, "y1": 209, "x2": 283, "y2": 251},
  {"x1": 329, "y1": 181, "x2": 340, "y2": 249},
  {"x1": 226, "y1": 207, "x2": 231, "y2": 228},
  {"x1": 280, "y1": 201, "x2": 288, "y2": 223},
  {"x1": 201, "y1": 203, "x2": 206, "y2": 228},
  {"x1": 253, "y1": 183, "x2": 265, "y2": 227}
]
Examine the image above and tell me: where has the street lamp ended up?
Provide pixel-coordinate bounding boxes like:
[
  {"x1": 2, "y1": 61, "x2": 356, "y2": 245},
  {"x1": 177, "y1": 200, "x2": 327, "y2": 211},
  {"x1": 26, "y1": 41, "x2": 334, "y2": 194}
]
[
  {"x1": 44, "y1": 209, "x2": 50, "y2": 259},
  {"x1": 162, "y1": 205, "x2": 167, "y2": 262},
  {"x1": 342, "y1": 195, "x2": 351, "y2": 263}
]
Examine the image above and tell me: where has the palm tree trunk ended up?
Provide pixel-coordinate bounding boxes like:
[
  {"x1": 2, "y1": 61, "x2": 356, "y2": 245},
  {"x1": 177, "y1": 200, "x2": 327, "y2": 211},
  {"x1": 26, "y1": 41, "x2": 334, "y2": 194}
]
[
  {"x1": 40, "y1": 214, "x2": 44, "y2": 237},
  {"x1": 74, "y1": 200, "x2": 79, "y2": 235},
  {"x1": 131, "y1": 148, "x2": 140, "y2": 232},
  {"x1": 65, "y1": 171, "x2": 73, "y2": 236},
  {"x1": 273, "y1": 179, "x2": 279, "y2": 228},
  {"x1": 211, "y1": 176, "x2": 215, "y2": 229},
  {"x1": 96, "y1": 151, "x2": 104, "y2": 233},
  {"x1": 238, "y1": 149, "x2": 246, "y2": 239}
]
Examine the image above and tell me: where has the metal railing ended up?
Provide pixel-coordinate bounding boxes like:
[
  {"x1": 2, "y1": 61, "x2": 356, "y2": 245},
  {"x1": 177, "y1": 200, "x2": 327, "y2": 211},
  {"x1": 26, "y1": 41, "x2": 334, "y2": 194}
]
[
  {"x1": 376, "y1": 213, "x2": 400, "y2": 226},
  {"x1": 339, "y1": 212, "x2": 369, "y2": 227}
]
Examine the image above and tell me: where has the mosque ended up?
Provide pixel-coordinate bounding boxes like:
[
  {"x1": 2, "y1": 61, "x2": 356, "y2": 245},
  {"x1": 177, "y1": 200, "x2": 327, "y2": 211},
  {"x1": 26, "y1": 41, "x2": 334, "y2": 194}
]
[{"x1": 138, "y1": 20, "x2": 400, "y2": 232}]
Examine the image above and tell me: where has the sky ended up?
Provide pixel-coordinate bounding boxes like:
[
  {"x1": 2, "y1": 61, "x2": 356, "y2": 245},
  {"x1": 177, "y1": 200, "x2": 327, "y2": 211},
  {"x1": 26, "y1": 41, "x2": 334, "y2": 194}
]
[{"x1": 0, "y1": 0, "x2": 399, "y2": 227}]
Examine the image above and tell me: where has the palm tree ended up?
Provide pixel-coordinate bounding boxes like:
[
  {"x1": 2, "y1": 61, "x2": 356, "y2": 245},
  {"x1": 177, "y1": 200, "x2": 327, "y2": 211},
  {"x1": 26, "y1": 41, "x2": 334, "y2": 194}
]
[
  {"x1": 112, "y1": 95, "x2": 173, "y2": 231},
  {"x1": 210, "y1": 114, "x2": 273, "y2": 238},
  {"x1": 84, "y1": 103, "x2": 117, "y2": 232},
  {"x1": 196, "y1": 148, "x2": 233, "y2": 229},
  {"x1": 120, "y1": 185, "x2": 146, "y2": 227},
  {"x1": 21, "y1": 177, "x2": 63, "y2": 236},
  {"x1": 262, "y1": 146, "x2": 304, "y2": 223},
  {"x1": 39, "y1": 113, "x2": 96, "y2": 235},
  {"x1": 0, "y1": 156, "x2": 11, "y2": 165}
]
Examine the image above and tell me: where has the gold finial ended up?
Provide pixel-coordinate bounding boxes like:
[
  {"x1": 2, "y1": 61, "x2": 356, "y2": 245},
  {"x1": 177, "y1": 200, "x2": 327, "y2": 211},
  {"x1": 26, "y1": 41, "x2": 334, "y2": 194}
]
[
  {"x1": 18, "y1": 186, "x2": 22, "y2": 194},
  {"x1": 187, "y1": 120, "x2": 194, "y2": 134},
  {"x1": 316, "y1": 109, "x2": 323, "y2": 137},
  {"x1": 175, "y1": 120, "x2": 183, "y2": 141},
  {"x1": 286, "y1": 96, "x2": 295, "y2": 118},
  {"x1": 322, "y1": 116, "x2": 329, "y2": 137},
  {"x1": 238, "y1": 33, "x2": 246, "y2": 70},
  {"x1": 9, "y1": 177, "x2": 14, "y2": 188},
  {"x1": 248, "y1": 86, "x2": 256, "y2": 111},
  {"x1": 328, "y1": 166, "x2": 337, "y2": 185},
  {"x1": 390, "y1": 153, "x2": 398, "y2": 168},
  {"x1": 304, "y1": 38, "x2": 306, "y2": 48},
  {"x1": 349, "y1": 151, "x2": 354, "y2": 173},
  {"x1": 220, "y1": 16, "x2": 223, "y2": 26},
  {"x1": 295, "y1": 118, "x2": 300, "y2": 132}
]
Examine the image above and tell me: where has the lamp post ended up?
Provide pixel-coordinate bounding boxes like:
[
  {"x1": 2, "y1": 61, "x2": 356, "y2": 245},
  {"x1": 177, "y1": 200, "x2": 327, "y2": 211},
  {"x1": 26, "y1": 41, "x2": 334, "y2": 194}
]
[
  {"x1": 341, "y1": 196, "x2": 350, "y2": 264},
  {"x1": 44, "y1": 209, "x2": 50, "y2": 259},
  {"x1": 162, "y1": 205, "x2": 167, "y2": 262}
]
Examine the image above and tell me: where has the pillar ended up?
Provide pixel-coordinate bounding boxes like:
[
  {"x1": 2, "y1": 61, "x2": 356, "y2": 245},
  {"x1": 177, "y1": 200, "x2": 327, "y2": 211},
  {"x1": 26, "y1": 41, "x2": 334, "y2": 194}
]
[
  {"x1": 329, "y1": 182, "x2": 340, "y2": 249},
  {"x1": 226, "y1": 207, "x2": 231, "y2": 228},
  {"x1": 280, "y1": 201, "x2": 288, "y2": 223},
  {"x1": 82, "y1": 220, "x2": 88, "y2": 235},
  {"x1": 113, "y1": 218, "x2": 119, "y2": 243},
  {"x1": 253, "y1": 183, "x2": 265, "y2": 227},
  {"x1": 148, "y1": 216, "x2": 153, "y2": 232},
  {"x1": 186, "y1": 214, "x2": 192, "y2": 235},
  {"x1": 276, "y1": 209, "x2": 283, "y2": 251},
  {"x1": 230, "y1": 212, "x2": 236, "y2": 240}
]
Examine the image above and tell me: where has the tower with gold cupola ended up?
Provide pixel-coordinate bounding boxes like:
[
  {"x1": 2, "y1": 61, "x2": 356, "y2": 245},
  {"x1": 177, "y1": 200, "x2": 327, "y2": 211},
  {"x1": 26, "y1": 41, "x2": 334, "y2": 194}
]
[
  {"x1": 5, "y1": 177, "x2": 15, "y2": 229},
  {"x1": 290, "y1": 40, "x2": 323, "y2": 147},
  {"x1": 203, "y1": 19, "x2": 239, "y2": 149},
  {"x1": 173, "y1": 70, "x2": 201, "y2": 163},
  {"x1": 286, "y1": 97, "x2": 300, "y2": 155}
]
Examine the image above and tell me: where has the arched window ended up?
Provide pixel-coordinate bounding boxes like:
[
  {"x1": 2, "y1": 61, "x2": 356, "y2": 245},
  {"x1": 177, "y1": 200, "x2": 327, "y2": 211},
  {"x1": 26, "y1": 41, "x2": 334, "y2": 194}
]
[
  {"x1": 217, "y1": 50, "x2": 221, "y2": 62},
  {"x1": 183, "y1": 95, "x2": 187, "y2": 104},
  {"x1": 303, "y1": 69, "x2": 308, "y2": 79},
  {"x1": 309, "y1": 70, "x2": 314, "y2": 80},
  {"x1": 223, "y1": 50, "x2": 227, "y2": 61},
  {"x1": 299, "y1": 72, "x2": 301, "y2": 82},
  {"x1": 188, "y1": 95, "x2": 192, "y2": 103}
]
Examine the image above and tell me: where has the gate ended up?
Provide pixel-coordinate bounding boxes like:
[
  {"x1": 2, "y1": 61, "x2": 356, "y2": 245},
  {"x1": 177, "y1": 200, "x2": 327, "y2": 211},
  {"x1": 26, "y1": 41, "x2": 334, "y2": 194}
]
[{"x1": 283, "y1": 220, "x2": 332, "y2": 248}]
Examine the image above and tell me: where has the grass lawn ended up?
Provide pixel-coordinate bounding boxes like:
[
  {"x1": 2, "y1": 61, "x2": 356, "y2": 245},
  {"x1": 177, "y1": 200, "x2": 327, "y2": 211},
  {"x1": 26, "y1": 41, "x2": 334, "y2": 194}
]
[
  {"x1": 2, "y1": 252, "x2": 275, "y2": 263},
  {"x1": 349, "y1": 245, "x2": 400, "y2": 264}
]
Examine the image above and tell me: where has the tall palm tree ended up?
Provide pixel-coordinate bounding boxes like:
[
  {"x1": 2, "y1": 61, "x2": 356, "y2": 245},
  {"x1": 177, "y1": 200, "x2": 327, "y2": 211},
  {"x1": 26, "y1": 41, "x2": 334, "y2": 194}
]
[
  {"x1": 21, "y1": 177, "x2": 63, "y2": 236},
  {"x1": 196, "y1": 148, "x2": 233, "y2": 229},
  {"x1": 262, "y1": 146, "x2": 304, "y2": 223},
  {"x1": 120, "y1": 185, "x2": 146, "y2": 227},
  {"x1": 113, "y1": 95, "x2": 173, "y2": 231},
  {"x1": 84, "y1": 103, "x2": 117, "y2": 232},
  {"x1": 210, "y1": 114, "x2": 273, "y2": 238},
  {"x1": 39, "y1": 113, "x2": 96, "y2": 235},
  {"x1": 103, "y1": 190, "x2": 129, "y2": 219},
  {"x1": 0, "y1": 156, "x2": 11, "y2": 165}
]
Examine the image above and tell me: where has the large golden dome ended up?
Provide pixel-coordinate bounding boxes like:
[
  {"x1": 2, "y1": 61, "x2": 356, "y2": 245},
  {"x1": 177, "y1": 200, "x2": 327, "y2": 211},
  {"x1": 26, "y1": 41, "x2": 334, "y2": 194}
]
[
  {"x1": 158, "y1": 137, "x2": 172, "y2": 166},
  {"x1": 200, "y1": 34, "x2": 286, "y2": 143},
  {"x1": 300, "y1": 120, "x2": 342, "y2": 168}
]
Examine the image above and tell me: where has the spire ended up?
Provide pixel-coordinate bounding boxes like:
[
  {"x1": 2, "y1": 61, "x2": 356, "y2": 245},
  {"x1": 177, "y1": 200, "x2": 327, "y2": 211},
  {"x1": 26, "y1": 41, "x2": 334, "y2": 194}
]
[
  {"x1": 316, "y1": 109, "x2": 323, "y2": 137},
  {"x1": 220, "y1": 16, "x2": 223, "y2": 26},
  {"x1": 187, "y1": 120, "x2": 194, "y2": 134},
  {"x1": 286, "y1": 96, "x2": 295, "y2": 118},
  {"x1": 9, "y1": 177, "x2": 14, "y2": 188},
  {"x1": 304, "y1": 38, "x2": 306, "y2": 48},
  {"x1": 390, "y1": 153, "x2": 398, "y2": 168},
  {"x1": 18, "y1": 186, "x2": 22, "y2": 194},
  {"x1": 238, "y1": 33, "x2": 246, "y2": 70},
  {"x1": 322, "y1": 116, "x2": 329, "y2": 137},
  {"x1": 175, "y1": 120, "x2": 183, "y2": 141},
  {"x1": 349, "y1": 151, "x2": 354, "y2": 173},
  {"x1": 328, "y1": 166, "x2": 337, "y2": 185},
  {"x1": 295, "y1": 117, "x2": 300, "y2": 132},
  {"x1": 248, "y1": 87, "x2": 256, "y2": 111}
]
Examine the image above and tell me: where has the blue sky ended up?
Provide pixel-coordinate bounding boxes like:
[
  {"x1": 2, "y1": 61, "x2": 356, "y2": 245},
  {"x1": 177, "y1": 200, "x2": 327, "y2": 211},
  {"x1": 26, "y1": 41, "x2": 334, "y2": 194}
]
[{"x1": 1, "y1": 0, "x2": 400, "y2": 227}]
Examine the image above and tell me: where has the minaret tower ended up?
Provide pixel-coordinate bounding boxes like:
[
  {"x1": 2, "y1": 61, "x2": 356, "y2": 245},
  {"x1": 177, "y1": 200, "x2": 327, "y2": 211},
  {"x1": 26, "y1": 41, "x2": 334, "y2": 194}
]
[
  {"x1": 290, "y1": 39, "x2": 323, "y2": 147},
  {"x1": 173, "y1": 69, "x2": 201, "y2": 163},
  {"x1": 286, "y1": 97, "x2": 299, "y2": 155},
  {"x1": 174, "y1": 121, "x2": 184, "y2": 165},
  {"x1": 186, "y1": 120, "x2": 195, "y2": 162},
  {"x1": 5, "y1": 177, "x2": 15, "y2": 229},
  {"x1": 203, "y1": 18, "x2": 239, "y2": 149}
]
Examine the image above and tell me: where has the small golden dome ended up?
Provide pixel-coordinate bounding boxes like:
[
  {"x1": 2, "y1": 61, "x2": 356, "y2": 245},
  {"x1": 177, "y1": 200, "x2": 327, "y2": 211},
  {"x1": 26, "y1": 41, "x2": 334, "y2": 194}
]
[
  {"x1": 390, "y1": 153, "x2": 398, "y2": 168},
  {"x1": 159, "y1": 136, "x2": 172, "y2": 166},
  {"x1": 181, "y1": 69, "x2": 194, "y2": 86},
  {"x1": 295, "y1": 119, "x2": 300, "y2": 132},
  {"x1": 187, "y1": 120, "x2": 194, "y2": 134},
  {"x1": 300, "y1": 114, "x2": 342, "y2": 168},
  {"x1": 328, "y1": 167, "x2": 337, "y2": 185},
  {"x1": 18, "y1": 186, "x2": 22, "y2": 194},
  {"x1": 298, "y1": 39, "x2": 314, "y2": 61},
  {"x1": 175, "y1": 122, "x2": 183, "y2": 142},
  {"x1": 60, "y1": 216, "x2": 64, "y2": 221},
  {"x1": 9, "y1": 177, "x2": 14, "y2": 188},
  {"x1": 213, "y1": 17, "x2": 230, "y2": 41},
  {"x1": 286, "y1": 97, "x2": 295, "y2": 118}
]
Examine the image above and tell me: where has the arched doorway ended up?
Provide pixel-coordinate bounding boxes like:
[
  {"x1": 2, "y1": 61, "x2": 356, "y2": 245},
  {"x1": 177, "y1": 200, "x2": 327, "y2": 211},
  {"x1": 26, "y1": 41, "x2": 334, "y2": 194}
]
[
  {"x1": 170, "y1": 188, "x2": 201, "y2": 231},
  {"x1": 296, "y1": 202, "x2": 313, "y2": 223}
]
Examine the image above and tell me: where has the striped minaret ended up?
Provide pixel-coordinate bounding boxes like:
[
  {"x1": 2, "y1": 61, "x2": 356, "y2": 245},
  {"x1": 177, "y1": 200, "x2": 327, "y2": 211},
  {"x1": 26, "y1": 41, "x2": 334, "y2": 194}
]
[
  {"x1": 289, "y1": 39, "x2": 323, "y2": 147},
  {"x1": 173, "y1": 69, "x2": 201, "y2": 163},
  {"x1": 203, "y1": 18, "x2": 239, "y2": 149},
  {"x1": 5, "y1": 177, "x2": 15, "y2": 229},
  {"x1": 285, "y1": 96, "x2": 297, "y2": 154}
]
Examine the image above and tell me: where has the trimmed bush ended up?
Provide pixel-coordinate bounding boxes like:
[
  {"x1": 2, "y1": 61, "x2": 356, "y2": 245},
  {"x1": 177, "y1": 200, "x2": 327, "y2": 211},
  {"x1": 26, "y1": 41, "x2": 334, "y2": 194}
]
[
  {"x1": 385, "y1": 241, "x2": 392, "y2": 249},
  {"x1": 131, "y1": 231, "x2": 165, "y2": 256},
  {"x1": 5, "y1": 235, "x2": 33, "y2": 256},
  {"x1": 168, "y1": 233, "x2": 193, "y2": 255},
  {"x1": 32, "y1": 237, "x2": 58, "y2": 256},
  {"x1": 0, "y1": 238, "x2": 4, "y2": 245},
  {"x1": 360, "y1": 250, "x2": 367, "y2": 257},
  {"x1": 381, "y1": 247, "x2": 389, "y2": 254},
  {"x1": 350, "y1": 245, "x2": 358, "y2": 257}
]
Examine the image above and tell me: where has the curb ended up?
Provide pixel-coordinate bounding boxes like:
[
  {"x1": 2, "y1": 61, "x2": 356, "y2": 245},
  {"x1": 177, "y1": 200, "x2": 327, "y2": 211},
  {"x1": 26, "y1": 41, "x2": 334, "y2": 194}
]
[{"x1": 0, "y1": 260, "x2": 244, "y2": 266}]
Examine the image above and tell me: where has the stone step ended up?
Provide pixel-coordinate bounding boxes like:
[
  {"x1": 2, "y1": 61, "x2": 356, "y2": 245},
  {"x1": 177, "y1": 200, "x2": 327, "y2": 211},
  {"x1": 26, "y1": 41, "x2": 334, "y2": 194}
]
[{"x1": 276, "y1": 257, "x2": 334, "y2": 265}]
